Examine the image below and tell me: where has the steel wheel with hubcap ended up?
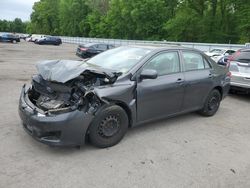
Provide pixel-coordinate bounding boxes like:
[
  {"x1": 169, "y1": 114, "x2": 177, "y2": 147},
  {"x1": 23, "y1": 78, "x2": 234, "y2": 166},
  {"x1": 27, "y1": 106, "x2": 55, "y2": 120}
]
[
  {"x1": 199, "y1": 89, "x2": 221, "y2": 116},
  {"x1": 89, "y1": 105, "x2": 128, "y2": 148}
]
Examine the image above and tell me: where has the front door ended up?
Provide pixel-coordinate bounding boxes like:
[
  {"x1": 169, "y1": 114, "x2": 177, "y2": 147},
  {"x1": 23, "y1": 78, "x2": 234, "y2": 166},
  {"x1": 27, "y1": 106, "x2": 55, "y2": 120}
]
[{"x1": 137, "y1": 51, "x2": 185, "y2": 122}]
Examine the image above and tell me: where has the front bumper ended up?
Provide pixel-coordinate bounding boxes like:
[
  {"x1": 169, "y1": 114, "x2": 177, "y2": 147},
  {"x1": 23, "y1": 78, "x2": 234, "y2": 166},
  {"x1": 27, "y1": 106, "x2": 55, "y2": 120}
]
[{"x1": 18, "y1": 85, "x2": 94, "y2": 147}]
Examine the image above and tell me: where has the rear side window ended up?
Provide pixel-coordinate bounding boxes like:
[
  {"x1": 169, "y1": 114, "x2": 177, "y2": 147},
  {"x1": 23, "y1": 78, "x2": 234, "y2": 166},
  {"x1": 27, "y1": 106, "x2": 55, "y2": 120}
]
[
  {"x1": 204, "y1": 58, "x2": 211, "y2": 69},
  {"x1": 182, "y1": 51, "x2": 210, "y2": 71},
  {"x1": 97, "y1": 44, "x2": 108, "y2": 50},
  {"x1": 234, "y1": 51, "x2": 250, "y2": 63}
]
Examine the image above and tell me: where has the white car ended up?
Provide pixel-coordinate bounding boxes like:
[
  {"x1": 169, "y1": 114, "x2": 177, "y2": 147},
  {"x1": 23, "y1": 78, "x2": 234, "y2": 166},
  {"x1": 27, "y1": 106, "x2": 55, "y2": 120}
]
[
  {"x1": 205, "y1": 49, "x2": 236, "y2": 62},
  {"x1": 26, "y1": 34, "x2": 47, "y2": 42}
]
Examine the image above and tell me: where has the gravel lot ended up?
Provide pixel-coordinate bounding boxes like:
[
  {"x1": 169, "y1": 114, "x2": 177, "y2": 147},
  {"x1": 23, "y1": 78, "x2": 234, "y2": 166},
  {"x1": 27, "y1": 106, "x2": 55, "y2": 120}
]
[{"x1": 0, "y1": 41, "x2": 250, "y2": 188}]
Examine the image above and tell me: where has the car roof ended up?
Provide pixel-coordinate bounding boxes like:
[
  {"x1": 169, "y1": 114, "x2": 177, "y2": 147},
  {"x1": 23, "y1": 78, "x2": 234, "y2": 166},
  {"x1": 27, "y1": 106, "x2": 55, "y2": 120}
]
[{"x1": 127, "y1": 44, "x2": 201, "y2": 52}]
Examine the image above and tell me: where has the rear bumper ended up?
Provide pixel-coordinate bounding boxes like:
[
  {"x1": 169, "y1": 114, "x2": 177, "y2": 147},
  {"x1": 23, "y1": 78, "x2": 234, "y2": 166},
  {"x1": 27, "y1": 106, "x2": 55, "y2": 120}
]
[
  {"x1": 230, "y1": 82, "x2": 250, "y2": 93},
  {"x1": 230, "y1": 73, "x2": 250, "y2": 91},
  {"x1": 18, "y1": 85, "x2": 94, "y2": 147},
  {"x1": 230, "y1": 82, "x2": 250, "y2": 89}
]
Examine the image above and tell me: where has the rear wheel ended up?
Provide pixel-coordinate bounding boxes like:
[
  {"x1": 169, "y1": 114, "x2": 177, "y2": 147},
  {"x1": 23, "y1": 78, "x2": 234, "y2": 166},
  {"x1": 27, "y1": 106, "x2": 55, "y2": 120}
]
[
  {"x1": 12, "y1": 40, "x2": 17, "y2": 44},
  {"x1": 199, "y1": 89, "x2": 221, "y2": 117},
  {"x1": 89, "y1": 105, "x2": 128, "y2": 148}
]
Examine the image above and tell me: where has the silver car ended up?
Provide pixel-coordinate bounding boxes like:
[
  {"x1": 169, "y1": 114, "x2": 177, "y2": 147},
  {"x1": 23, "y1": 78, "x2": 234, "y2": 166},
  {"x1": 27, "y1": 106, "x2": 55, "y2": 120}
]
[{"x1": 229, "y1": 49, "x2": 250, "y2": 93}]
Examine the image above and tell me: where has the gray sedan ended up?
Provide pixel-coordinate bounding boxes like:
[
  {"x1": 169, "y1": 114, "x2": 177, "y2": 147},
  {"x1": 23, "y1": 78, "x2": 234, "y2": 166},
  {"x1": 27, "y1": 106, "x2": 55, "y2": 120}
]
[{"x1": 19, "y1": 45, "x2": 231, "y2": 148}]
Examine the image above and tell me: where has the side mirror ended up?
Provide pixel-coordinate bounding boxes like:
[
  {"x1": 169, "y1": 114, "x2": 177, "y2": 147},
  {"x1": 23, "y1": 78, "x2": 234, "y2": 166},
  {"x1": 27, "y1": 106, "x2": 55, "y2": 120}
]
[
  {"x1": 224, "y1": 53, "x2": 229, "y2": 56},
  {"x1": 140, "y1": 69, "x2": 158, "y2": 80}
]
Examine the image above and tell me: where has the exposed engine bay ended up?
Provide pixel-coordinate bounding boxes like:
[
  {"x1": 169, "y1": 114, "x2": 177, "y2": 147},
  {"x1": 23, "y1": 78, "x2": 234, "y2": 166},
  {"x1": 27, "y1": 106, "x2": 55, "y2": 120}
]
[{"x1": 28, "y1": 68, "x2": 119, "y2": 114}]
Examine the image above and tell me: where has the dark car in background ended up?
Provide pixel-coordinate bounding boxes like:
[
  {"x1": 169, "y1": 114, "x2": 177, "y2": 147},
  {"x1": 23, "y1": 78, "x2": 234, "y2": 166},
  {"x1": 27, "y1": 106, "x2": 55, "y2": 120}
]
[
  {"x1": 0, "y1": 33, "x2": 20, "y2": 43},
  {"x1": 19, "y1": 46, "x2": 230, "y2": 148},
  {"x1": 35, "y1": 36, "x2": 62, "y2": 45},
  {"x1": 76, "y1": 43, "x2": 115, "y2": 58},
  {"x1": 229, "y1": 48, "x2": 250, "y2": 93}
]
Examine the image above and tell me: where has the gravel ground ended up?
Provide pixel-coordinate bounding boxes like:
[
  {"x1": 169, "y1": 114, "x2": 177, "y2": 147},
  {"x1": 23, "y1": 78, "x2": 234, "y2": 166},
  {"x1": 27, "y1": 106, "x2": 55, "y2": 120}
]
[{"x1": 0, "y1": 41, "x2": 250, "y2": 188}]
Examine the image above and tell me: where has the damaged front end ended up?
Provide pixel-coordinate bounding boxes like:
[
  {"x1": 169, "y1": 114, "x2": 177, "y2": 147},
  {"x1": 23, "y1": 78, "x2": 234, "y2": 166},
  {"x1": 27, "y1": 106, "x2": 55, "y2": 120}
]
[
  {"x1": 30, "y1": 73, "x2": 105, "y2": 115},
  {"x1": 19, "y1": 60, "x2": 121, "y2": 146}
]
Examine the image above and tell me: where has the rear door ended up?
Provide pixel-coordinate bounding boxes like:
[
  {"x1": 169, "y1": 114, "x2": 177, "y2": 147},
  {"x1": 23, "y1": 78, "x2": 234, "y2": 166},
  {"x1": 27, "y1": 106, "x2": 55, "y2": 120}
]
[
  {"x1": 87, "y1": 45, "x2": 99, "y2": 56},
  {"x1": 98, "y1": 44, "x2": 108, "y2": 52},
  {"x1": 137, "y1": 51, "x2": 185, "y2": 122},
  {"x1": 181, "y1": 51, "x2": 214, "y2": 111},
  {"x1": 46, "y1": 37, "x2": 51, "y2": 44}
]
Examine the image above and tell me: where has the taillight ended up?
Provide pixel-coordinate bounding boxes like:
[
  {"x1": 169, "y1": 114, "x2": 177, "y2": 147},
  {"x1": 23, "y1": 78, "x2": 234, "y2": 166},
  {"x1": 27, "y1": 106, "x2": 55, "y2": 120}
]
[
  {"x1": 80, "y1": 48, "x2": 87, "y2": 51},
  {"x1": 230, "y1": 50, "x2": 241, "y2": 62},
  {"x1": 226, "y1": 71, "x2": 232, "y2": 78}
]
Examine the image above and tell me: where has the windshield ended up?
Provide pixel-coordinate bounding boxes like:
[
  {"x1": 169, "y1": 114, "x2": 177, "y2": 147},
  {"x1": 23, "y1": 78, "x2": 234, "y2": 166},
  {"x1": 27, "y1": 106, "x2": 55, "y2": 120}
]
[
  {"x1": 87, "y1": 46, "x2": 152, "y2": 73},
  {"x1": 84, "y1": 43, "x2": 96, "y2": 48}
]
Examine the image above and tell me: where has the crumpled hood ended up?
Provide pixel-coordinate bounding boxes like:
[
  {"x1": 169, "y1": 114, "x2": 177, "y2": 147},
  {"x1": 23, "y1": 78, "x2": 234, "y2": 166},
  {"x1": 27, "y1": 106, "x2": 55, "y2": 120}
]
[{"x1": 36, "y1": 60, "x2": 120, "y2": 83}]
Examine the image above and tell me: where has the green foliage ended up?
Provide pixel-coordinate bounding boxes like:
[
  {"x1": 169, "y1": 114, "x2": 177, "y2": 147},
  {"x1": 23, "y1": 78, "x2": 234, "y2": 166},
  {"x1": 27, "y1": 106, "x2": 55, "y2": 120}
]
[
  {"x1": 1, "y1": 0, "x2": 249, "y2": 43},
  {"x1": 0, "y1": 18, "x2": 27, "y2": 33},
  {"x1": 30, "y1": 0, "x2": 60, "y2": 35},
  {"x1": 164, "y1": 0, "x2": 240, "y2": 43},
  {"x1": 234, "y1": 0, "x2": 250, "y2": 42},
  {"x1": 59, "y1": 0, "x2": 90, "y2": 36}
]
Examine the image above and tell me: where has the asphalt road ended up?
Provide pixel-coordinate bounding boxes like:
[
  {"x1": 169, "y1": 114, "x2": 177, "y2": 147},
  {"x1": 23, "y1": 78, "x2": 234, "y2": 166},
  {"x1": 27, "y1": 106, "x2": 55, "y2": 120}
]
[{"x1": 0, "y1": 41, "x2": 250, "y2": 188}]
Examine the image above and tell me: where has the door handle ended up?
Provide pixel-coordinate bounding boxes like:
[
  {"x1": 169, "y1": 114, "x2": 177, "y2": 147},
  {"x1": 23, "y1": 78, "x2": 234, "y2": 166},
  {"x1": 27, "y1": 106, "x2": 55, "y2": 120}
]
[{"x1": 176, "y1": 78, "x2": 184, "y2": 84}]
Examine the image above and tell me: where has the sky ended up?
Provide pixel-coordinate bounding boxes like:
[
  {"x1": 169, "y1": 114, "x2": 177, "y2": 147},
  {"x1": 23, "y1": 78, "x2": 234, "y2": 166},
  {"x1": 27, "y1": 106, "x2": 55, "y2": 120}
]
[{"x1": 0, "y1": 0, "x2": 40, "y2": 21}]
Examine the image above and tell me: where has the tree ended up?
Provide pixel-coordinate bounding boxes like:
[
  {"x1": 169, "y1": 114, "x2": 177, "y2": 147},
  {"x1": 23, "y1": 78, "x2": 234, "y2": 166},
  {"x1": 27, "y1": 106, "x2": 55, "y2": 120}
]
[
  {"x1": 0, "y1": 18, "x2": 27, "y2": 33},
  {"x1": 104, "y1": 0, "x2": 168, "y2": 40},
  {"x1": 23, "y1": 0, "x2": 249, "y2": 43},
  {"x1": 59, "y1": 0, "x2": 90, "y2": 36},
  {"x1": 30, "y1": 0, "x2": 60, "y2": 34}
]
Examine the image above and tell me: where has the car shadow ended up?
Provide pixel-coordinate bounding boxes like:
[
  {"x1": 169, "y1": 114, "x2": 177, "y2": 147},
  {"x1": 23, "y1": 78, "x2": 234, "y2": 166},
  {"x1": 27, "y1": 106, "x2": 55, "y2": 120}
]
[
  {"x1": 228, "y1": 93, "x2": 250, "y2": 102},
  {"x1": 126, "y1": 112, "x2": 201, "y2": 138},
  {"x1": 36, "y1": 112, "x2": 200, "y2": 154}
]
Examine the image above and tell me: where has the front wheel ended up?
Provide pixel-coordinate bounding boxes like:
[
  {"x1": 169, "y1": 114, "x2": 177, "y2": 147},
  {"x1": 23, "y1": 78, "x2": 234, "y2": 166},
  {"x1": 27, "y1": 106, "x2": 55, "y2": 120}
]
[
  {"x1": 198, "y1": 89, "x2": 221, "y2": 117},
  {"x1": 89, "y1": 105, "x2": 128, "y2": 148}
]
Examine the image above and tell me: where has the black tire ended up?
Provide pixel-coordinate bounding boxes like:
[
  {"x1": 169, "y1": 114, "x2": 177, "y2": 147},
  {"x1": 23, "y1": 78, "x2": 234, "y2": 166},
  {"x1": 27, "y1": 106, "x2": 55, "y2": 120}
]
[
  {"x1": 199, "y1": 89, "x2": 221, "y2": 117},
  {"x1": 89, "y1": 105, "x2": 128, "y2": 148}
]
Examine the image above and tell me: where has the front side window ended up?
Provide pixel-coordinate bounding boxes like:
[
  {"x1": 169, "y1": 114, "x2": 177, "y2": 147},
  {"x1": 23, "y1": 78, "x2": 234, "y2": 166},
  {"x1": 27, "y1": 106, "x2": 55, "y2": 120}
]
[
  {"x1": 183, "y1": 51, "x2": 208, "y2": 71},
  {"x1": 143, "y1": 51, "x2": 180, "y2": 76}
]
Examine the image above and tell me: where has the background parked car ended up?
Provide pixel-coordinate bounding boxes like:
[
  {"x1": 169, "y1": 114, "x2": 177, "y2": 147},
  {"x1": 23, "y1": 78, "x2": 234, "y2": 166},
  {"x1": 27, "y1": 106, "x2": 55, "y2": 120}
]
[
  {"x1": 0, "y1": 33, "x2": 20, "y2": 43},
  {"x1": 26, "y1": 34, "x2": 47, "y2": 42},
  {"x1": 206, "y1": 49, "x2": 236, "y2": 63},
  {"x1": 35, "y1": 36, "x2": 62, "y2": 45},
  {"x1": 76, "y1": 43, "x2": 115, "y2": 58},
  {"x1": 19, "y1": 34, "x2": 31, "y2": 40},
  {"x1": 229, "y1": 48, "x2": 250, "y2": 93}
]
